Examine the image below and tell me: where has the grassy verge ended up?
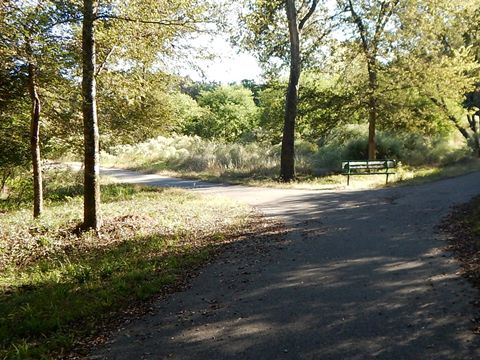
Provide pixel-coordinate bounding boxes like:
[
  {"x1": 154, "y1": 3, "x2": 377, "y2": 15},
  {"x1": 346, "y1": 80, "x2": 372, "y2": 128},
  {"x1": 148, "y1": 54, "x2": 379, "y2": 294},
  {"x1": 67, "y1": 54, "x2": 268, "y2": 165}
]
[
  {"x1": 0, "y1": 173, "x2": 254, "y2": 359},
  {"x1": 102, "y1": 157, "x2": 480, "y2": 191},
  {"x1": 391, "y1": 158, "x2": 480, "y2": 187}
]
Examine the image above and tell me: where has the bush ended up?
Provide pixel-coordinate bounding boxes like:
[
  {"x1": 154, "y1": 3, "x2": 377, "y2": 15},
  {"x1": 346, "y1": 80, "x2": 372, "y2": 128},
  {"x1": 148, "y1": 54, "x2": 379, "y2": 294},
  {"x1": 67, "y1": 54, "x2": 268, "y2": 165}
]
[
  {"x1": 102, "y1": 135, "x2": 280, "y2": 175},
  {"x1": 313, "y1": 126, "x2": 464, "y2": 170},
  {"x1": 0, "y1": 165, "x2": 84, "y2": 212},
  {"x1": 103, "y1": 132, "x2": 467, "y2": 178},
  {"x1": 343, "y1": 135, "x2": 403, "y2": 160}
]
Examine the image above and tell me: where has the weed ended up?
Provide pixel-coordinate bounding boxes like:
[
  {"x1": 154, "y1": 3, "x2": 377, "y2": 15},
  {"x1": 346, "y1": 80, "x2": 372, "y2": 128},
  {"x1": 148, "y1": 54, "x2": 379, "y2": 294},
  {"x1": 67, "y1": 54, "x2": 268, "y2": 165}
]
[
  {"x1": 100, "y1": 134, "x2": 476, "y2": 190},
  {"x1": 0, "y1": 182, "x2": 252, "y2": 358}
]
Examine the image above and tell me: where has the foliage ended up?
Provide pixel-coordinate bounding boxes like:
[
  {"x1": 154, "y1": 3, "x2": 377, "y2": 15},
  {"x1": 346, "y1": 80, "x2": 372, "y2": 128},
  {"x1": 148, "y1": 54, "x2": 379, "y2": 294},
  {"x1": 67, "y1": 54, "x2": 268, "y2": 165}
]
[
  {"x1": 97, "y1": 71, "x2": 186, "y2": 147},
  {"x1": 102, "y1": 135, "x2": 279, "y2": 175},
  {"x1": 0, "y1": 101, "x2": 30, "y2": 190},
  {"x1": 235, "y1": 0, "x2": 330, "y2": 72},
  {"x1": 0, "y1": 0, "x2": 77, "y2": 197},
  {"x1": 258, "y1": 73, "x2": 360, "y2": 143},
  {"x1": 181, "y1": 85, "x2": 260, "y2": 142},
  {"x1": 313, "y1": 126, "x2": 468, "y2": 170}
]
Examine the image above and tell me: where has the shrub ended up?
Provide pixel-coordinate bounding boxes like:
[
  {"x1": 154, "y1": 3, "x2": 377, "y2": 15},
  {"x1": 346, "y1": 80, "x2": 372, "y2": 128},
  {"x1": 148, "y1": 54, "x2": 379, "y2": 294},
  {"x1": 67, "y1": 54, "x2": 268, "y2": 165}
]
[
  {"x1": 102, "y1": 135, "x2": 280, "y2": 175},
  {"x1": 103, "y1": 132, "x2": 467, "y2": 177},
  {"x1": 313, "y1": 127, "x2": 464, "y2": 170}
]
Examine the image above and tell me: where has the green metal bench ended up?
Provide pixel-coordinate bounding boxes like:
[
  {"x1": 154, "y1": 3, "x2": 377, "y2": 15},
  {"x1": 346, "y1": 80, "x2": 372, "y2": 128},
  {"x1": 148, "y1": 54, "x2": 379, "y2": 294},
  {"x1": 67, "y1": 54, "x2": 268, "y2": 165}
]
[{"x1": 341, "y1": 160, "x2": 397, "y2": 185}]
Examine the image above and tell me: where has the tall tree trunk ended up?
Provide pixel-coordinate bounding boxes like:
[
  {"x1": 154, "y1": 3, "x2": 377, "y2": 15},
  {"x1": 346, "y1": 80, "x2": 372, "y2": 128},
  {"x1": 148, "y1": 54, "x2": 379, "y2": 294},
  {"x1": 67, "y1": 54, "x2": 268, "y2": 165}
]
[
  {"x1": 281, "y1": 0, "x2": 301, "y2": 182},
  {"x1": 27, "y1": 61, "x2": 43, "y2": 218},
  {"x1": 367, "y1": 58, "x2": 378, "y2": 160},
  {"x1": 82, "y1": 0, "x2": 101, "y2": 230}
]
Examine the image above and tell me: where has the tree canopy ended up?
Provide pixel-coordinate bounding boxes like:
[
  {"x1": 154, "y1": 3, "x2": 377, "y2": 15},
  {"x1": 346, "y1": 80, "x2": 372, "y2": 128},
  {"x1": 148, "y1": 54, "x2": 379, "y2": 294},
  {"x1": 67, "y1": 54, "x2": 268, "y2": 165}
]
[{"x1": 1, "y1": 0, "x2": 480, "y2": 219}]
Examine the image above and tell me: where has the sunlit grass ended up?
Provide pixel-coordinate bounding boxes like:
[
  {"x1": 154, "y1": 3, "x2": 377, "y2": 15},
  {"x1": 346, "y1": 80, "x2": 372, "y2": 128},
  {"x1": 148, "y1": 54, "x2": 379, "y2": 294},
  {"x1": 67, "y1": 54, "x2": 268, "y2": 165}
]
[
  {"x1": 0, "y1": 174, "x2": 253, "y2": 359},
  {"x1": 119, "y1": 159, "x2": 480, "y2": 191},
  {"x1": 101, "y1": 135, "x2": 480, "y2": 190}
]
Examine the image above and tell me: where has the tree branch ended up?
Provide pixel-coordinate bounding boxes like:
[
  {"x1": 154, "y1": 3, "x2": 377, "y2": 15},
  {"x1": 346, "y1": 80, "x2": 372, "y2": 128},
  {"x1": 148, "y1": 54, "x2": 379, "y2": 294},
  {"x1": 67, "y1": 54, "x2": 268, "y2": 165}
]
[
  {"x1": 95, "y1": 14, "x2": 197, "y2": 27},
  {"x1": 45, "y1": 16, "x2": 83, "y2": 30},
  {"x1": 429, "y1": 96, "x2": 470, "y2": 140},
  {"x1": 298, "y1": 0, "x2": 318, "y2": 31},
  {"x1": 95, "y1": 46, "x2": 116, "y2": 77},
  {"x1": 347, "y1": 0, "x2": 369, "y2": 54},
  {"x1": 372, "y1": 0, "x2": 400, "y2": 48}
]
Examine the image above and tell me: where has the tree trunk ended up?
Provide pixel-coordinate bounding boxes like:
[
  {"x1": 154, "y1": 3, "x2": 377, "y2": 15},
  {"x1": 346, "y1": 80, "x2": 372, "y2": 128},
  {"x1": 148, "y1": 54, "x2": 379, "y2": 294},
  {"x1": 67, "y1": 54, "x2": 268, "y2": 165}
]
[
  {"x1": 27, "y1": 61, "x2": 43, "y2": 218},
  {"x1": 467, "y1": 114, "x2": 480, "y2": 157},
  {"x1": 281, "y1": 0, "x2": 301, "y2": 182},
  {"x1": 367, "y1": 58, "x2": 378, "y2": 160},
  {"x1": 82, "y1": 0, "x2": 101, "y2": 230},
  {"x1": 474, "y1": 116, "x2": 480, "y2": 158}
]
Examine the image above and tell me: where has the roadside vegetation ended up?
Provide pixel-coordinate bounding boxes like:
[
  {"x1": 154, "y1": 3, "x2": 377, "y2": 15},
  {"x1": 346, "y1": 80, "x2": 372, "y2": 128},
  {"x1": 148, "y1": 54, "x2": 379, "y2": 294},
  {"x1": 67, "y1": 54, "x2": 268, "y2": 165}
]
[
  {"x1": 0, "y1": 168, "x2": 254, "y2": 359},
  {"x1": 100, "y1": 130, "x2": 476, "y2": 189}
]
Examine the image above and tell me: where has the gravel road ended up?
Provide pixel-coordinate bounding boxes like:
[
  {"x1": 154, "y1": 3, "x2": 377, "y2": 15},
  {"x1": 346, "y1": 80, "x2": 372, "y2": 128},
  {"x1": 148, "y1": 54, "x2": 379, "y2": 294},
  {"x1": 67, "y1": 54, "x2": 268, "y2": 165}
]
[{"x1": 90, "y1": 168, "x2": 480, "y2": 359}]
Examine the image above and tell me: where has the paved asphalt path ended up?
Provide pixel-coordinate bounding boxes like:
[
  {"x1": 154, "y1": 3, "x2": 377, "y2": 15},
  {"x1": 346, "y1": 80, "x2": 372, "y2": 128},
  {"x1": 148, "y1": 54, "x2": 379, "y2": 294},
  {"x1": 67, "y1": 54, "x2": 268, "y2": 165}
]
[{"x1": 90, "y1": 168, "x2": 480, "y2": 359}]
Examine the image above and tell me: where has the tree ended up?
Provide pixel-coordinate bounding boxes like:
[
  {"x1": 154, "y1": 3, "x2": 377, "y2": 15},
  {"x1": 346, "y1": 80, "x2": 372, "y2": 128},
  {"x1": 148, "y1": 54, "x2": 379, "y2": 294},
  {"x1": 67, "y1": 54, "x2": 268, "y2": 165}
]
[
  {"x1": 82, "y1": 0, "x2": 100, "y2": 230},
  {"x1": 0, "y1": 1, "x2": 74, "y2": 217},
  {"x1": 79, "y1": 0, "x2": 215, "y2": 229},
  {"x1": 258, "y1": 73, "x2": 356, "y2": 144},
  {"x1": 182, "y1": 85, "x2": 259, "y2": 142},
  {"x1": 390, "y1": 0, "x2": 480, "y2": 155},
  {"x1": 336, "y1": 0, "x2": 400, "y2": 160},
  {"x1": 0, "y1": 79, "x2": 30, "y2": 193},
  {"x1": 0, "y1": 2, "x2": 44, "y2": 216},
  {"x1": 238, "y1": 0, "x2": 324, "y2": 181},
  {"x1": 96, "y1": 71, "x2": 194, "y2": 147}
]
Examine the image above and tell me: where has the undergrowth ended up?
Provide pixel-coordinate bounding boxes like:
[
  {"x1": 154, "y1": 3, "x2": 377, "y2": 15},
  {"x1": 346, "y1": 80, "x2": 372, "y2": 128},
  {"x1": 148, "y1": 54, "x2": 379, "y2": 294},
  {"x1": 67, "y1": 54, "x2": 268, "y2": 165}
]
[
  {"x1": 99, "y1": 133, "x2": 477, "y2": 189},
  {"x1": 0, "y1": 169, "x2": 254, "y2": 359},
  {"x1": 100, "y1": 135, "x2": 314, "y2": 177}
]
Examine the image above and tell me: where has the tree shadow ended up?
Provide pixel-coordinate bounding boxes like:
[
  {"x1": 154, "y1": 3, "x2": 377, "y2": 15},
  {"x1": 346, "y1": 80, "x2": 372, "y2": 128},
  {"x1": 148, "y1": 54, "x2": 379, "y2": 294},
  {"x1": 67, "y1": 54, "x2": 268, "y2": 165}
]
[
  {"x1": 90, "y1": 173, "x2": 480, "y2": 359},
  {"x1": 1, "y1": 227, "x2": 268, "y2": 358}
]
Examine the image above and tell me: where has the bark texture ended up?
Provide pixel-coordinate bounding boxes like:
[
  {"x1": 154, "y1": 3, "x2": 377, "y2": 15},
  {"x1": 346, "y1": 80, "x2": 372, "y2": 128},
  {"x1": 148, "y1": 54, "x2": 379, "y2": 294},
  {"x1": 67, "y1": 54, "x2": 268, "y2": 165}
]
[
  {"x1": 367, "y1": 59, "x2": 378, "y2": 160},
  {"x1": 281, "y1": 0, "x2": 301, "y2": 182},
  {"x1": 82, "y1": 0, "x2": 101, "y2": 230},
  {"x1": 280, "y1": 0, "x2": 317, "y2": 182},
  {"x1": 28, "y1": 61, "x2": 43, "y2": 218}
]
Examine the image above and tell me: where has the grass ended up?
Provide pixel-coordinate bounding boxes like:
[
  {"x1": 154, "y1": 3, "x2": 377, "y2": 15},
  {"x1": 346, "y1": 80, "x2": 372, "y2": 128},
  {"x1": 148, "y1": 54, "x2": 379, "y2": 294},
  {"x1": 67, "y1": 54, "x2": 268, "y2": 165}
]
[
  {"x1": 103, "y1": 154, "x2": 480, "y2": 191},
  {"x1": 98, "y1": 135, "x2": 480, "y2": 190},
  {"x1": 390, "y1": 159, "x2": 480, "y2": 187},
  {"x1": 0, "y1": 170, "x2": 254, "y2": 359}
]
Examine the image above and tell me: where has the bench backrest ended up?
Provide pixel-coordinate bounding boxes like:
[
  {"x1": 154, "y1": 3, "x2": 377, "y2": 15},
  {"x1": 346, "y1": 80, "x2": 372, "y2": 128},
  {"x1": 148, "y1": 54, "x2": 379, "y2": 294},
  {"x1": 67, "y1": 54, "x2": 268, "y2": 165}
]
[{"x1": 342, "y1": 160, "x2": 396, "y2": 170}]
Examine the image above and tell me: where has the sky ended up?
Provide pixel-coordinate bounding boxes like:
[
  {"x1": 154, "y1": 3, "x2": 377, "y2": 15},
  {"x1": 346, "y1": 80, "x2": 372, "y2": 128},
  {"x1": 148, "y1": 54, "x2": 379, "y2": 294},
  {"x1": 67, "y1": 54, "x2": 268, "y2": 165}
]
[{"x1": 179, "y1": 35, "x2": 263, "y2": 84}]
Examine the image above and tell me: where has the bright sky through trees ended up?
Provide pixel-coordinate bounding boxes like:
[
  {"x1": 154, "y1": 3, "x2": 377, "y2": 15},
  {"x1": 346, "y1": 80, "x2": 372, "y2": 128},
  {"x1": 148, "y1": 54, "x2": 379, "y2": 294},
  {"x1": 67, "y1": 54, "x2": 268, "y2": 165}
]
[{"x1": 179, "y1": 34, "x2": 263, "y2": 83}]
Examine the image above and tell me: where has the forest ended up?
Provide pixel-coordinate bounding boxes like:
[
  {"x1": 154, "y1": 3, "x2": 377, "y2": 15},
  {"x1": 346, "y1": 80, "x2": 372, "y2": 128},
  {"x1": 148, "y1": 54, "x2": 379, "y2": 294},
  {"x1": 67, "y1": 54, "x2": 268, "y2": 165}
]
[{"x1": 2, "y1": 0, "x2": 480, "y2": 358}]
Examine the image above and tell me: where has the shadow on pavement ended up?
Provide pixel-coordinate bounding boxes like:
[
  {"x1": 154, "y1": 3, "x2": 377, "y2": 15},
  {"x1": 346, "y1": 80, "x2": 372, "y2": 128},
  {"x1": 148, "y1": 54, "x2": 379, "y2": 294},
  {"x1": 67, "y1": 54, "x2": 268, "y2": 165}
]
[{"x1": 91, "y1": 170, "x2": 480, "y2": 359}]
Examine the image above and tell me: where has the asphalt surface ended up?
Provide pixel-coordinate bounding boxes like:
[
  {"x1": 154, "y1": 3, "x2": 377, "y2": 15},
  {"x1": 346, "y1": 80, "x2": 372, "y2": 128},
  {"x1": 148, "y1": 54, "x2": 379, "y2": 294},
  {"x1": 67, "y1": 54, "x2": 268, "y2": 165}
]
[{"x1": 90, "y1": 168, "x2": 480, "y2": 359}]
